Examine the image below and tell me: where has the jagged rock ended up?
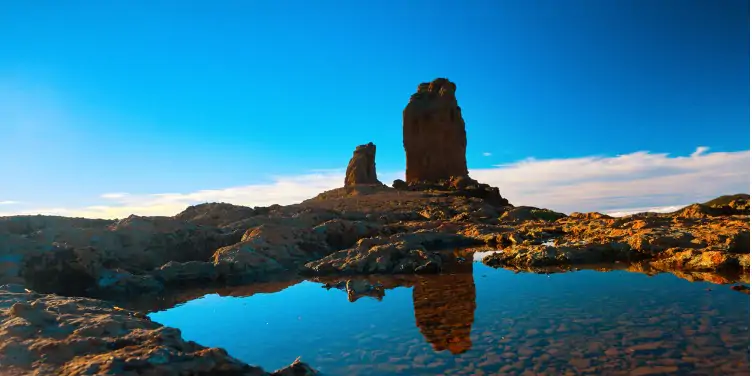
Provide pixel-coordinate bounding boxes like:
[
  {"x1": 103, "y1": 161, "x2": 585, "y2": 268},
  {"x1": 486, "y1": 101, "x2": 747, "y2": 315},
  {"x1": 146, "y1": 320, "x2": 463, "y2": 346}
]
[
  {"x1": 392, "y1": 177, "x2": 510, "y2": 207},
  {"x1": 403, "y1": 78, "x2": 468, "y2": 182},
  {"x1": 483, "y1": 197, "x2": 750, "y2": 273},
  {"x1": 344, "y1": 142, "x2": 381, "y2": 186},
  {"x1": 302, "y1": 231, "x2": 477, "y2": 275}
]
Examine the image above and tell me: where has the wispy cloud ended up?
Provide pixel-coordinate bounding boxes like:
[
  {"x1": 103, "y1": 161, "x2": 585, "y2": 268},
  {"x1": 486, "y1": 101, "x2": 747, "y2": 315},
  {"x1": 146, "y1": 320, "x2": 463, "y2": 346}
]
[
  {"x1": 100, "y1": 193, "x2": 129, "y2": 199},
  {"x1": 691, "y1": 146, "x2": 710, "y2": 158},
  {"x1": 0, "y1": 147, "x2": 747, "y2": 219},
  {"x1": 471, "y1": 146, "x2": 749, "y2": 213},
  {"x1": 0, "y1": 201, "x2": 19, "y2": 205},
  {"x1": 482, "y1": 152, "x2": 492, "y2": 157}
]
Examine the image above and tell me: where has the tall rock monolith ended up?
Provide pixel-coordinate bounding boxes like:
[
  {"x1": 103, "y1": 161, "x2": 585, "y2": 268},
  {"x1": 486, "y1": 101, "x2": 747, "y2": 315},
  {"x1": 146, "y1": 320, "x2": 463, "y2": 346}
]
[{"x1": 403, "y1": 78, "x2": 468, "y2": 183}]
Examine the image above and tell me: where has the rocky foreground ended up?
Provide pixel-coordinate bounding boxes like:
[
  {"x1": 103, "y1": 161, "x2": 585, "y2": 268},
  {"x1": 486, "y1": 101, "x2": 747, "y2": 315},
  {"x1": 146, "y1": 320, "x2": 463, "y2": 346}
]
[
  {"x1": 0, "y1": 284, "x2": 316, "y2": 376},
  {"x1": 0, "y1": 188, "x2": 748, "y2": 373},
  {"x1": 0, "y1": 78, "x2": 749, "y2": 374}
]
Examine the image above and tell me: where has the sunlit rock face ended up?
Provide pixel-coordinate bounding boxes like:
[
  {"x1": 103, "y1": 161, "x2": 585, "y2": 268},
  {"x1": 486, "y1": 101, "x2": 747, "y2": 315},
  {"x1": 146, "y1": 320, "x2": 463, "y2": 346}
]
[
  {"x1": 344, "y1": 142, "x2": 381, "y2": 186},
  {"x1": 412, "y1": 259, "x2": 476, "y2": 354},
  {"x1": 403, "y1": 78, "x2": 469, "y2": 183}
]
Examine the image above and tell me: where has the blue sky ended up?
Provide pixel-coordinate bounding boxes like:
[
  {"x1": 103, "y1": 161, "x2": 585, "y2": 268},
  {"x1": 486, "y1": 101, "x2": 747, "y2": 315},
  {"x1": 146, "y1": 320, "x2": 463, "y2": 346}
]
[{"x1": 0, "y1": 0, "x2": 749, "y2": 217}]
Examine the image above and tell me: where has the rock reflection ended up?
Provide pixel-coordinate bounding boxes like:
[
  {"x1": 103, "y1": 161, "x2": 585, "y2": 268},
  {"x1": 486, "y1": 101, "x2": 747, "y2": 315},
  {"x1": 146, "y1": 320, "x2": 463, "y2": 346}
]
[
  {"x1": 318, "y1": 250, "x2": 478, "y2": 355},
  {"x1": 412, "y1": 267, "x2": 476, "y2": 354},
  {"x1": 116, "y1": 277, "x2": 305, "y2": 312},
  {"x1": 483, "y1": 259, "x2": 750, "y2": 285}
]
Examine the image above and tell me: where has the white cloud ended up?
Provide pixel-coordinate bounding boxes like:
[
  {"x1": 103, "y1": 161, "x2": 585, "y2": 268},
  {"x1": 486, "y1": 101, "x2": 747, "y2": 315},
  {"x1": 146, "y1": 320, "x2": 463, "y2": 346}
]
[
  {"x1": 0, "y1": 201, "x2": 19, "y2": 205},
  {"x1": 0, "y1": 147, "x2": 748, "y2": 219},
  {"x1": 691, "y1": 146, "x2": 710, "y2": 157},
  {"x1": 471, "y1": 147, "x2": 750, "y2": 213},
  {"x1": 482, "y1": 152, "x2": 492, "y2": 157},
  {"x1": 100, "y1": 193, "x2": 129, "y2": 199}
]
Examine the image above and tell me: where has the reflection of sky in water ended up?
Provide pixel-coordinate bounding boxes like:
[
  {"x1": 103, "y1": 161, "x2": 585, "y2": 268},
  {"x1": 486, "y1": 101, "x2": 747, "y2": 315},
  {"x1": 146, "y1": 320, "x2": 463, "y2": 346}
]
[
  {"x1": 149, "y1": 263, "x2": 750, "y2": 375},
  {"x1": 472, "y1": 250, "x2": 500, "y2": 261}
]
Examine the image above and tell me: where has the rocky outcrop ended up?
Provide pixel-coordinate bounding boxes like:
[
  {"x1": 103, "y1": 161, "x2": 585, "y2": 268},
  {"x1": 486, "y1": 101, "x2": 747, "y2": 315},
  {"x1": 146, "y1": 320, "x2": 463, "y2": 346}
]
[
  {"x1": 175, "y1": 202, "x2": 259, "y2": 227},
  {"x1": 392, "y1": 176, "x2": 511, "y2": 208},
  {"x1": 302, "y1": 231, "x2": 478, "y2": 275},
  {"x1": 344, "y1": 142, "x2": 381, "y2": 186},
  {"x1": 482, "y1": 199, "x2": 751, "y2": 272},
  {"x1": 403, "y1": 78, "x2": 468, "y2": 182},
  {"x1": 0, "y1": 215, "x2": 242, "y2": 288},
  {"x1": 0, "y1": 286, "x2": 316, "y2": 376},
  {"x1": 499, "y1": 206, "x2": 567, "y2": 222}
]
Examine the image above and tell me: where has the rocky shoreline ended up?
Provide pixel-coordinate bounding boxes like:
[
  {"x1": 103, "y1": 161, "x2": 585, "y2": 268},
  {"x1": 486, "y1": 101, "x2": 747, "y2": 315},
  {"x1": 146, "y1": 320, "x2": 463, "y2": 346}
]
[{"x1": 1, "y1": 79, "x2": 748, "y2": 374}]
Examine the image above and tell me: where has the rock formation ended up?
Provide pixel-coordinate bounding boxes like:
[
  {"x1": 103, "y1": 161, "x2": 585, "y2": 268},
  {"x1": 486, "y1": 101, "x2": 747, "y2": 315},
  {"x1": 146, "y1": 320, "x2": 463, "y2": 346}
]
[
  {"x1": 403, "y1": 78, "x2": 468, "y2": 182},
  {"x1": 344, "y1": 142, "x2": 380, "y2": 186},
  {"x1": 399, "y1": 78, "x2": 511, "y2": 207}
]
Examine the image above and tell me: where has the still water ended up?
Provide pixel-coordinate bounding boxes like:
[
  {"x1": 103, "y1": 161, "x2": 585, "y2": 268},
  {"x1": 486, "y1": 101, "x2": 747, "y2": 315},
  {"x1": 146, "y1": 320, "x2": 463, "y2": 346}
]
[{"x1": 149, "y1": 262, "x2": 750, "y2": 375}]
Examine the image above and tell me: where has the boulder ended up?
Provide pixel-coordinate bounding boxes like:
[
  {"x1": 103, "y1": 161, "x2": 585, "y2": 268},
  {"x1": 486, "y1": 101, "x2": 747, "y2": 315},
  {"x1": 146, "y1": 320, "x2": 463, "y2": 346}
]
[
  {"x1": 212, "y1": 224, "x2": 331, "y2": 282},
  {"x1": 403, "y1": 78, "x2": 468, "y2": 182},
  {"x1": 344, "y1": 142, "x2": 381, "y2": 186}
]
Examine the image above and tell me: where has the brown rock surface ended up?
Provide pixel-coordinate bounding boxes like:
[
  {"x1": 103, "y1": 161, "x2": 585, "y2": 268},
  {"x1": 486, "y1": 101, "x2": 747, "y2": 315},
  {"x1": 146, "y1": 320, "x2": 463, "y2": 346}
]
[
  {"x1": 344, "y1": 142, "x2": 381, "y2": 186},
  {"x1": 302, "y1": 231, "x2": 473, "y2": 275},
  {"x1": 0, "y1": 286, "x2": 315, "y2": 376},
  {"x1": 403, "y1": 78, "x2": 468, "y2": 182},
  {"x1": 483, "y1": 198, "x2": 751, "y2": 273}
]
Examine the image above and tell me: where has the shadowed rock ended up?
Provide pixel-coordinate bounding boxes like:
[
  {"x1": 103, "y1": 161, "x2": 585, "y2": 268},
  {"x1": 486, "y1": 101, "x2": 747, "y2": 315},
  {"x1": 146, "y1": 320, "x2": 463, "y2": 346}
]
[{"x1": 345, "y1": 142, "x2": 381, "y2": 186}]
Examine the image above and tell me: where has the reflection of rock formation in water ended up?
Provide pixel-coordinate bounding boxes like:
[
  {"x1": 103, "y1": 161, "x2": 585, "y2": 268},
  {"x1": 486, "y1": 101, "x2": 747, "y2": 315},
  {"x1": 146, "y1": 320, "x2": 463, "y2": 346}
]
[
  {"x1": 116, "y1": 278, "x2": 304, "y2": 312},
  {"x1": 413, "y1": 260, "x2": 476, "y2": 355},
  {"x1": 345, "y1": 280, "x2": 385, "y2": 302},
  {"x1": 315, "y1": 252, "x2": 478, "y2": 355}
]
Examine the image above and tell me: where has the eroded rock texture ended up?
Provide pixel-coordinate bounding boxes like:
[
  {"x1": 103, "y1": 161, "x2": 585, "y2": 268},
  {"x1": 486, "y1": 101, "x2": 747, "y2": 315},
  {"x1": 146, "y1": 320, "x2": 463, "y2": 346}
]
[
  {"x1": 344, "y1": 142, "x2": 381, "y2": 186},
  {"x1": 403, "y1": 78, "x2": 468, "y2": 182},
  {"x1": 0, "y1": 286, "x2": 316, "y2": 376}
]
